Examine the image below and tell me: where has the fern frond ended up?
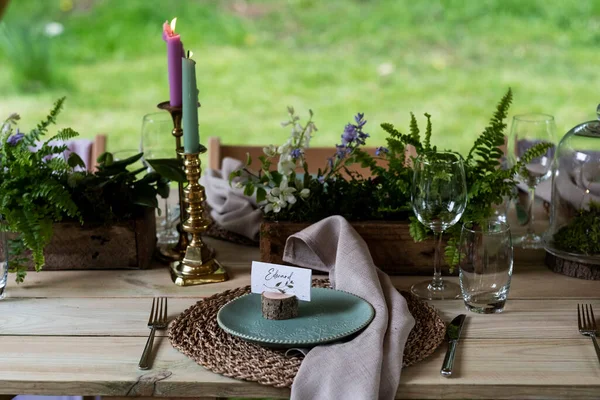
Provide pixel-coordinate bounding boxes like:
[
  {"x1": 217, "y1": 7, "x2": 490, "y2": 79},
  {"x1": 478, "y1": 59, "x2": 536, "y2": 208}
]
[
  {"x1": 409, "y1": 113, "x2": 420, "y2": 143},
  {"x1": 423, "y1": 113, "x2": 432, "y2": 152},
  {"x1": 47, "y1": 127, "x2": 79, "y2": 143},
  {"x1": 23, "y1": 97, "x2": 65, "y2": 146}
]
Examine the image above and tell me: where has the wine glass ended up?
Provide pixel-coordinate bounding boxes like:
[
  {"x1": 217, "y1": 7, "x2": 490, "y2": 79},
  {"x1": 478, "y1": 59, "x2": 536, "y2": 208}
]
[
  {"x1": 411, "y1": 151, "x2": 468, "y2": 300},
  {"x1": 140, "y1": 112, "x2": 178, "y2": 245},
  {"x1": 507, "y1": 114, "x2": 557, "y2": 249}
]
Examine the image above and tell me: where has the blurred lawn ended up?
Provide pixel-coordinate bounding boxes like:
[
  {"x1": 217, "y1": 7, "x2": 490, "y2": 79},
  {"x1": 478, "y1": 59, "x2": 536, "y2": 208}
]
[{"x1": 1, "y1": 0, "x2": 600, "y2": 160}]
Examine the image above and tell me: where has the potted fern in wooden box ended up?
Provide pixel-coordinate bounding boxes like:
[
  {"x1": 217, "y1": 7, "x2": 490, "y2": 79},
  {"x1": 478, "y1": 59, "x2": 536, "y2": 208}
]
[
  {"x1": 0, "y1": 98, "x2": 184, "y2": 283},
  {"x1": 232, "y1": 89, "x2": 551, "y2": 275}
]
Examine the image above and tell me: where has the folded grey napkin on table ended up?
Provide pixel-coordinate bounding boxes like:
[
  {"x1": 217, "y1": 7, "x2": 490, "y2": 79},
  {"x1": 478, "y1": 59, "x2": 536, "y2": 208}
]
[
  {"x1": 200, "y1": 157, "x2": 263, "y2": 241},
  {"x1": 283, "y1": 215, "x2": 415, "y2": 400}
]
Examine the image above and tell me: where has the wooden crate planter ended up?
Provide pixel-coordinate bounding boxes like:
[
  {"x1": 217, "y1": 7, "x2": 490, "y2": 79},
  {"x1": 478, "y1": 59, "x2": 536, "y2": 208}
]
[
  {"x1": 27, "y1": 207, "x2": 156, "y2": 270},
  {"x1": 260, "y1": 220, "x2": 453, "y2": 276}
]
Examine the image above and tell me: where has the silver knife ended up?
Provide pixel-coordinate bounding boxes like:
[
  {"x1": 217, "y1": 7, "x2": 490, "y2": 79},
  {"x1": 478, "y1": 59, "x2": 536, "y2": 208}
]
[{"x1": 440, "y1": 314, "x2": 466, "y2": 377}]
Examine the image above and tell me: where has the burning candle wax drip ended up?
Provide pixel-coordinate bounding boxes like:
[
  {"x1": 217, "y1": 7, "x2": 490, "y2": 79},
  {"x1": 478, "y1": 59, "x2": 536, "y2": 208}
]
[{"x1": 163, "y1": 17, "x2": 184, "y2": 107}]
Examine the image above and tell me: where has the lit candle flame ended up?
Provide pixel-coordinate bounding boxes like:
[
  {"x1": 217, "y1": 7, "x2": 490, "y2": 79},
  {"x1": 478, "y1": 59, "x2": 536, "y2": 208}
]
[
  {"x1": 170, "y1": 17, "x2": 177, "y2": 33},
  {"x1": 188, "y1": 50, "x2": 194, "y2": 58}
]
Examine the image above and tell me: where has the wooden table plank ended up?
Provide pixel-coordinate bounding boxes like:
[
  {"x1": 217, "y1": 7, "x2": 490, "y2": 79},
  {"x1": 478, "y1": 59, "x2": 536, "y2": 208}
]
[
  {"x1": 0, "y1": 336, "x2": 599, "y2": 399},
  {"x1": 5, "y1": 260, "x2": 600, "y2": 300},
  {"x1": 2, "y1": 297, "x2": 599, "y2": 340}
]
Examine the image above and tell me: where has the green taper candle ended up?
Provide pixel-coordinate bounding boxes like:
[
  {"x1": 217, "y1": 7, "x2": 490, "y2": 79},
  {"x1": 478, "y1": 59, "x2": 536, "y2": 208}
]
[{"x1": 182, "y1": 54, "x2": 200, "y2": 154}]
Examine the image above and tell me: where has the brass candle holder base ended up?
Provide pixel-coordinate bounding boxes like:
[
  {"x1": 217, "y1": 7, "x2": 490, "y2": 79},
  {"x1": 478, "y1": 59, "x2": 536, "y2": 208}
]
[{"x1": 170, "y1": 151, "x2": 228, "y2": 286}]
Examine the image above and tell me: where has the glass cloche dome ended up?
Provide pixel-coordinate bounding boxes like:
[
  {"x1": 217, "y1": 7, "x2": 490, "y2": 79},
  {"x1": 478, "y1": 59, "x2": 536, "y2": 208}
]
[{"x1": 544, "y1": 105, "x2": 600, "y2": 265}]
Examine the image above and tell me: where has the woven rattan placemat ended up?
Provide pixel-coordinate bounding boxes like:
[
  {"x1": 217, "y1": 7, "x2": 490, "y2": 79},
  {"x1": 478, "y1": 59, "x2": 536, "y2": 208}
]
[{"x1": 168, "y1": 280, "x2": 446, "y2": 388}]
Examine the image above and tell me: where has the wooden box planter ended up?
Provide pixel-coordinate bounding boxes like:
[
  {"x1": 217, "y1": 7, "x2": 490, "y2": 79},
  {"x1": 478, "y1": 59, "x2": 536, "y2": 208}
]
[
  {"x1": 26, "y1": 207, "x2": 156, "y2": 270},
  {"x1": 260, "y1": 220, "x2": 454, "y2": 276}
]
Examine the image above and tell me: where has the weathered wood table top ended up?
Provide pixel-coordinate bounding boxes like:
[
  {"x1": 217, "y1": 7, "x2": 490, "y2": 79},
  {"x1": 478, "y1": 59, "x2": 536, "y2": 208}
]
[{"x1": 1, "y1": 237, "x2": 599, "y2": 400}]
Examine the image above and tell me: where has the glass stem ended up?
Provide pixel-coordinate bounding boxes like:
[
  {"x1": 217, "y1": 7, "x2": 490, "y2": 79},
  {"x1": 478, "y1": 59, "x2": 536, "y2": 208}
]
[
  {"x1": 527, "y1": 187, "x2": 536, "y2": 235},
  {"x1": 430, "y1": 231, "x2": 444, "y2": 290}
]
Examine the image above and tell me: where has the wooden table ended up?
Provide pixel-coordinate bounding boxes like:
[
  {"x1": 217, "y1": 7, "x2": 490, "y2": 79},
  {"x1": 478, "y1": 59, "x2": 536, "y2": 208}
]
[{"x1": 1, "y1": 237, "x2": 599, "y2": 400}]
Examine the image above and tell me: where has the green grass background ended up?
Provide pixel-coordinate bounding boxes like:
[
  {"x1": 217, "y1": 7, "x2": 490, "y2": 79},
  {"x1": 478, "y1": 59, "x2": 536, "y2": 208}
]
[{"x1": 1, "y1": 0, "x2": 600, "y2": 159}]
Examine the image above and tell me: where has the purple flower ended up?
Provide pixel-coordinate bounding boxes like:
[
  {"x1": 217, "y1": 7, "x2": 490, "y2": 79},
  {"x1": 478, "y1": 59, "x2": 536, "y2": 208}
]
[
  {"x1": 341, "y1": 124, "x2": 357, "y2": 145},
  {"x1": 336, "y1": 144, "x2": 350, "y2": 159},
  {"x1": 290, "y1": 148, "x2": 303, "y2": 159},
  {"x1": 327, "y1": 157, "x2": 334, "y2": 169},
  {"x1": 7, "y1": 130, "x2": 24, "y2": 146},
  {"x1": 375, "y1": 146, "x2": 389, "y2": 156},
  {"x1": 318, "y1": 176, "x2": 325, "y2": 184},
  {"x1": 354, "y1": 112, "x2": 366, "y2": 127}
]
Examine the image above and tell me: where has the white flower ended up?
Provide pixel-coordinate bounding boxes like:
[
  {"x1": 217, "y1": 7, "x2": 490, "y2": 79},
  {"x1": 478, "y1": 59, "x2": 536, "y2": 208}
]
[
  {"x1": 263, "y1": 144, "x2": 277, "y2": 157},
  {"x1": 300, "y1": 188, "x2": 310, "y2": 199},
  {"x1": 234, "y1": 181, "x2": 244, "y2": 189},
  {"x1": 277, "y1": 140, "x2": 292, "y2": 155},
  {"x1": 44, "y1": 22, "x2": 64, "y2": 37},
  {"x1": 277, "y1": 158, "x2": 296, "y2": 176}
]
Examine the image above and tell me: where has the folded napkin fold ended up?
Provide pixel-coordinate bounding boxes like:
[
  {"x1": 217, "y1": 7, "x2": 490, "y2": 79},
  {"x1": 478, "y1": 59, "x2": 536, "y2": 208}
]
[
  {"x1": 283, "y1": 216, "x2": 415, "y2": 400},
  {"x1": 200, "y1": 157, "x2": 263, "y2": 241}
]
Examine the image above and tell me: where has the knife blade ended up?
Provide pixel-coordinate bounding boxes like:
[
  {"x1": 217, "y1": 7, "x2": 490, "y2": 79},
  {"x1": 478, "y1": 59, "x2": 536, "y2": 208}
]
[{"x1": 440, "y1": 314, "x2": 466, "y2": 377}]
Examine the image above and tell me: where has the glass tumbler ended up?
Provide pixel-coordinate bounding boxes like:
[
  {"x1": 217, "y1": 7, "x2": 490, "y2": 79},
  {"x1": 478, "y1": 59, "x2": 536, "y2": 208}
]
[
  {"x1": 0, "y1": 222, "x2": 7, "y2": 299},
  {"x1": 458, "y1": 220, "x2": 513, "y2": 314}
]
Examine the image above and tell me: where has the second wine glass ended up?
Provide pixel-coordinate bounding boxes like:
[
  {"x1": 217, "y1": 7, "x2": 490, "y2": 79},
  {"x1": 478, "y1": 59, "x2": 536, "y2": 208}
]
[
  {"x1": 411, "y1": 151, "x2": 468, "y2": 300},
  {"x1": 141, "y1": 112, "x2": 178, "y2": 245},
  {"x1": 507, "y1": 114, "x2": 557, "y2": 249}
]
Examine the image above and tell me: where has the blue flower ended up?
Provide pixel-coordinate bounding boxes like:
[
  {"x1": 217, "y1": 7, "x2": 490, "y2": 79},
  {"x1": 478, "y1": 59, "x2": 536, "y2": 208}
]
[
  {"x1": 375, "y1": 146, "x2": 389, "y2": 156},
  {"x1": 327, "y1": 157, "x2": 334, "y2": 169},
  {"x1": 336, "y1": 144, "x2": 349, "y2": 159},
  {"x1": 355, "y1": 112, "x2": 367, "y2": 127},
  {"x1": 341, "y1": 124, "x2": 357, "y2": 145},
  {"x1": 290, "y1": 148, "x2": 302, "y2": 159},
  {"x1": 7, "y1": 130, "x2": 24, "y2": 146}
]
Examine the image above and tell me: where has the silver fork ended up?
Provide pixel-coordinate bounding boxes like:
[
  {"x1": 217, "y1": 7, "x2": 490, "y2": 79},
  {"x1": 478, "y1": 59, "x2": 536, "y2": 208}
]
[
  {"x1": 577, "y1": 304, "x2": 600, "y2": 365},
  {"x1": 138, "y1": 297, "x2": 168, "y2": 370}
]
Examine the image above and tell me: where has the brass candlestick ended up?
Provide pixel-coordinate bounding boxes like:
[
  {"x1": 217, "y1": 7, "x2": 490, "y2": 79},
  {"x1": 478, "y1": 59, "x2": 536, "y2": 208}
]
[
  {"x1": 170, "y1": 151, "x2": 228, "y2": 286},
  {"x1": 156, "y1": 101, "x2": 189, "y2": 262}
]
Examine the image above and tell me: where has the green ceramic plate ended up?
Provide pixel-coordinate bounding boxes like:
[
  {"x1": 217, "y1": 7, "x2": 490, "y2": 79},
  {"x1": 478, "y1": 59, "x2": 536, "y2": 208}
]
[{"x1": 217, "y1": 288, "x2": 375, "y2": 348}]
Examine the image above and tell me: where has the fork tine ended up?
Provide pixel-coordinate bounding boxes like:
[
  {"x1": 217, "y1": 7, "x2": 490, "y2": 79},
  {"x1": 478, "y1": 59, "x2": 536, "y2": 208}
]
[
  {"x1": 578, "y1": 304, "x2": 582, "y2": 330},
  {"x1": 148, "y1": 298, "x2": 156, "y2": 326},
  {"x1": 590, "y1": 304, "x2": 597, "y2": 331},
  {"x1": 163, "y1": 297, "x2": 168, "y2": 324},
  {"x1": 585, "y1": 304, "x2": 592, "y2": 330},
  {"x1": 154, "y1": 297, "x2": 161, "y2": 324}
]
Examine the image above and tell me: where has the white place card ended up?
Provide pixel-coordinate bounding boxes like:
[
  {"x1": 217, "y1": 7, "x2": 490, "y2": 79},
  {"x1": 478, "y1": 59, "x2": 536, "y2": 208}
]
[{"x1": 251, "y1": 261, "x2": 312, "y2": 301}]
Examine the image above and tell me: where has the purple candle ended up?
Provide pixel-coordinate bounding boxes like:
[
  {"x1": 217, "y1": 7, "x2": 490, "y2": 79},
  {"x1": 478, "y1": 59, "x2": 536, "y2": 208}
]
[{"x1": 163, "y1": 18, "x2": 184, "y2": 107}]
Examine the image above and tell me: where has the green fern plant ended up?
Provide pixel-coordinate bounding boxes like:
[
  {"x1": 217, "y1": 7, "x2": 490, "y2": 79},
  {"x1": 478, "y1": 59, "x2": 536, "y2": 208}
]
[
  {"x1": 387, "y1": 89, "x2": 553, "y2": 267},
  {"x1": 0, "y1": 97, "x2": 82, "y2": 282},
  {"x1": 0, "y1": 99, "x2": 186, "y2": 283}
]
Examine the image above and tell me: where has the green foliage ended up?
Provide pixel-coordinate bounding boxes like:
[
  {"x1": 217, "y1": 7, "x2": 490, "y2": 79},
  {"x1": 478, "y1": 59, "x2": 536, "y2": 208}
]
[
  {"x1": 0, "y1": 99, "x2": 184, "y2": 283},
  {"x1": 0, "y1": 98, "x2": 80, "y2": 281},
  {"x1": 63, "y1": 152, "x2": 177, "y2": 224},
  {"x1": 234, "y1": 89, "x2": 553, "y2": 272},
  {"x1": 553, "y1": 202, "x2": 600, "y2": 255}
]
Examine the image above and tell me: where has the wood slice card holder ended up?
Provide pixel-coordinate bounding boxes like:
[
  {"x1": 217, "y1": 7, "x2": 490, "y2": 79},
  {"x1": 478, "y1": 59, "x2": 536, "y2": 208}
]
[
  {"x1": 261, "y1": 292, "x2": 299, "y2": 320},
  {"x1": 260, "y1": 220, "x2": 452, "y2": 276}
]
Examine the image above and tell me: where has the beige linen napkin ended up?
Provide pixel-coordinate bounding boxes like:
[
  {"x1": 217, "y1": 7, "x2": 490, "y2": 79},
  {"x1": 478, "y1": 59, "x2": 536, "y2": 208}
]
[
  {"x1": 200, "y1": 157, "x2": 263, "y2": 240},
  {"x1": 283, "y1": 215, "x2": 415, "y2": 400}
]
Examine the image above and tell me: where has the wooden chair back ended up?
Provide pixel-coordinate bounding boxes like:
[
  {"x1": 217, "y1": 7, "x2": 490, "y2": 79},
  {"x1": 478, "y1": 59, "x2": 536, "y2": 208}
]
[
  {"x1": 90, "y1": 134, "x2": 107, "y2": 172},
  {"x1": 207, "y1": 137, "x2": 390, "y2": 177}
]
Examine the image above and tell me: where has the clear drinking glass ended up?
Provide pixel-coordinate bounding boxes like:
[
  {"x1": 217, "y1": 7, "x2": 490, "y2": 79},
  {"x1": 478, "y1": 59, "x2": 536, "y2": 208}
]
[
  {"x1": 140, "y1": 112, "x2": 178, "y2": 245},
  {"x1": 507, "y1": 114, "x2": 557, "y2": 248},
  {"x1": 0, "y1": 221, "x2": 8, "y2": 299},
  {"x1": 411, "y1": 152, "x2": 468, "y2": 300},
  {"x1": 458, "y1": 220, "x2": 513, "y2": 313}
]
